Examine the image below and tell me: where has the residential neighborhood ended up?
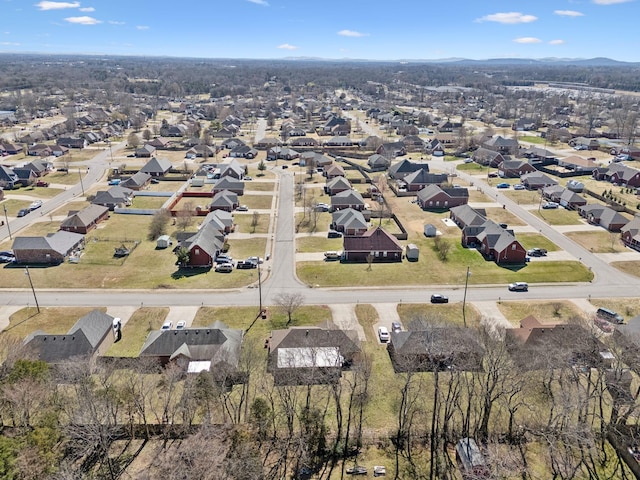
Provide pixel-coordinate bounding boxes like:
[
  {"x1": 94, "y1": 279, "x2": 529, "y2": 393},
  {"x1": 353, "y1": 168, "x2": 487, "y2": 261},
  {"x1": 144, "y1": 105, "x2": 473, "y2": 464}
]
[{"x1": 1, "y1": 53, "x2": 640, "y2": 479}]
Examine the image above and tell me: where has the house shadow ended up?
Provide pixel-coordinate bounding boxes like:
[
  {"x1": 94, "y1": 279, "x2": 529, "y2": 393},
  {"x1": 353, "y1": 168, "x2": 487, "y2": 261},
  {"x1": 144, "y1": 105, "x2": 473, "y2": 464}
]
[
  {"x1": 3, "y1": 262, "x2": 58, "y2": 269},
  {"x1": 171, "y1": 266, "x2": 211, "y2": 279},
  {"x1": 500, "y1": 263, "x2": 528, "y2": 272}
]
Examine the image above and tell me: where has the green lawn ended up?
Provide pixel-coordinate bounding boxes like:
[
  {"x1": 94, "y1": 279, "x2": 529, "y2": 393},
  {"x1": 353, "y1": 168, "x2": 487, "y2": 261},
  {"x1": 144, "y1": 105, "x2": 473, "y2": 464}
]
[
  {"x1": 515, "y1": 233, "x2": 560, "y2": 252},
  {"x1": 565, "y1": 230, "x2": 627, "y2": 253},
  {"x1": 297, "y1": 251, "x2": 593, "y2": 287},
  {"x1": 518, "y1": 135, "x2": 545, "y2": 144},
  {"x1": 242, "y1": 194, "x2": 274, "y2": 210},
  {"x1": 0, "y1": 199, "x2": 34, "y2": 217},
  {"x1": 105, "y1": 307, "x2": 169, "y2": 357},
  {"x1": 532, "y1": 208, "x2": 584, "y2": 225},
  {"x1": 497, "y1": 300, "x2": 587, "y2": 326},
  {"x1": 4, "y1": 307, "x2": 106, "y2": 340},
  {"x1": 456, "y1": 162, "x2": 484, "y2": 172},
  {"x1": 232, "y1": 212, "x2": 271, "y2": 234},
  {"x1": 296, "y1": 235, "x2": 343, "y2": 253},
  {"x1": 398, "y1": 302, "x2": 482, "y2": 327},
  {"x1": 130, "y1": 196, "x2": 167, "y2": 209},
  {"x1": 9, "y1": 185, "x2": 65, "y2": 199}
]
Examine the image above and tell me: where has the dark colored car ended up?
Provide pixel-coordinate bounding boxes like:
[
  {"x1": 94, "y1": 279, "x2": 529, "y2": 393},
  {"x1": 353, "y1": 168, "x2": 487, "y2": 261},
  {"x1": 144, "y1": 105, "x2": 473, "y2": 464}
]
[
  {"x1": 496, "y1": 182, "x2": 510, "y2": 189},
  {"x1": 17, "y1": 208, "x2": 30, "y2": 217},
  {"x1": 327, "y1": 230, "x2": 342, "y2": 238},
  {"x1": 430, "y1": 294, "x2": 449, "y2": 304},
  {"x1": 391, "y1": 321, "x2": 402, "y2": 333},
  {"x1": 236, "y1": 260, "x2": 256, "y2": 269}
]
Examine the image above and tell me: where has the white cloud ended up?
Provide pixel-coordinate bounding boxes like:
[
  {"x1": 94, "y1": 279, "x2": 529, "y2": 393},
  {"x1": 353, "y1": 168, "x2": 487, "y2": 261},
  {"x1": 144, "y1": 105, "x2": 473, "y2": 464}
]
[
  {"x1": 35, "y1": 1, "x2": 80, "y2": 10},
  {"x1": 549, "y1": 39, "x2": 566, "y2": 45},
  {"x1": 514, "y1": 37, "x2": 542, "y2": 44},
  {"x1": 554, "y1": 10, "x2": 584, "y2": 16},
  {"x1": 338, "y1": 29, "x2": 368, "y2": 37},
  {"x1": 476, "y1": 12, "x2": 538, "y2": 24},
  {"x1": 277, "y1": 43, "x2": 298, "y2": 50},
  {"x1": 136, "y1": 25, "x2": 149, "y2": 30},
  {"x1": 79, "y1": 6, "x2": 94, "y2": 12},
  {"x1": 108, "y1": 20, "x2": 125, "y2": 25},
  {"x1": 64, "y1": 15, "x2": 101, "y2": 24},
  {"x1": 593, "y1": 0, "x2": 633, "y2": 4},
  {"x1": 0, "y1": 42, "x2": 20, "y2": 46},
  {"x1": 247, "y1": 0, "x2": 269, "y2": 5}
]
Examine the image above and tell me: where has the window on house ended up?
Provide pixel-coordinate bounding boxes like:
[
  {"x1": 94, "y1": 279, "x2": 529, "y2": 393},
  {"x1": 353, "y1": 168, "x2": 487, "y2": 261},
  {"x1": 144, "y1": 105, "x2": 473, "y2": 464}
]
[
  {"x1": 383, "y1": 251, "x2": 387, "y2": 257},
  {"x1": 512, "y1": 244, "x2": 516, "y2": 250},
  {"x1": 195, "y1": 249, "x2": 200, "y2": 255}
]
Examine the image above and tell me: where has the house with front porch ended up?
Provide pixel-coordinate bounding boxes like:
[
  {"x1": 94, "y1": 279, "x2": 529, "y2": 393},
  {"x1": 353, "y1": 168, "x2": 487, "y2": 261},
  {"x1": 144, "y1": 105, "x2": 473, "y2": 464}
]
[
  {"x1": 342, "y1": 226, "x2": 403, "y2": 263},
  {"x1": 416, "y1": 185, "x2": 469, "y2": 210},
  {"x1": 621, "y1": 216, "x2": 640, "y2": 252}
]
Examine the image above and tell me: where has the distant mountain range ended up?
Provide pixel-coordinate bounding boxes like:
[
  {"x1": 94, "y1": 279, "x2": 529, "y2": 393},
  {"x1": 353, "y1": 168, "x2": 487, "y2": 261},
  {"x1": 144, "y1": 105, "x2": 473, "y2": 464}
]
[{"x1": 283, "y1": 56, "x2": 640, "y2": 67}]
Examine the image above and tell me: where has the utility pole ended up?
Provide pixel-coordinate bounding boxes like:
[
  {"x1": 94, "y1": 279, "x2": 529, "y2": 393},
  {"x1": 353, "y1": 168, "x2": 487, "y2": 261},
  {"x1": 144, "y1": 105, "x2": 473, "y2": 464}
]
[
  {"x1": 257, "y1": 261, "x2": 264, "y2": 317},
  {"x1": 24, "y1": 266, "x2": 40, "y2": 313},
  {"x1": 3, "y1": 205, "x2": 11, "y2": 239},
  {"x1": 79, "y1": 168, "x2": 85, "y2": 195},
  {"x1": 462, "y1": 266, "x2": 470, "y2": 327}
]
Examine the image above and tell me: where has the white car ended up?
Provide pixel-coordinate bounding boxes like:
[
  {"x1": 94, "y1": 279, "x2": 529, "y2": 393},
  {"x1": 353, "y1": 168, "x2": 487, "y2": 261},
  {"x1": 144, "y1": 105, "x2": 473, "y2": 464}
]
[
  {"x1": 176, "y1": 320, "x2": 186, "y2": 330},
  {"x1": 29, "y1": 200, "x2": 43, "y2": 210},
  {"x1": 161, "y1": 320, "x2": 173, "y2": 330},
  {"x1": 378, "y1": 326, "x2": 390, "y2": 343},
  {"x1": 236, "y1": 205, "x2": 249, "y2": 212}
]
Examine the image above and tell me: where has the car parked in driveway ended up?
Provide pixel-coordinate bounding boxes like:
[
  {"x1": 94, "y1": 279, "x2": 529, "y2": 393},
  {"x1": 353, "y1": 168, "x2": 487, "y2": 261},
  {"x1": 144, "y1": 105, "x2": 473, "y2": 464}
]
[
  {"x1": 542, "y1": 202, "x2": 559, "y2": 209},
  {"x1": 378, "y1": 326, "x2": 390, "y2": 343},
  {"x1": 215, "y1": 263, "x2": 233, "y2": 273},
  {"x1": 161, "y1": 320, "x2": 173, "y2": 330},
  {"x1": 391, "y1": 322, "x2": 402, "y2": 333},
  {"x1": 236, "y1": 205, "x2": 249, "y2": 212},
  {"x1": 508, "y1": 282, "x2": 529, "y2": 292},
  {"x1": 430, "y1": 294, "x2": 449, "y2": 304},
  {"x1": 513, "y1": 184, "x2": 525, "y2": 190},
  {"x1": 496, "y1": 182, "x2": 510, "y2": 189},
  {"x1": 327, "y1": 230, "x2": 342, "y2": 238},
  {"x1": 176, "y1": 320, "x2": 186, "y2": 330},
  {"x1": 527, "y1": 248, "x2": 548, "y2": 257}
]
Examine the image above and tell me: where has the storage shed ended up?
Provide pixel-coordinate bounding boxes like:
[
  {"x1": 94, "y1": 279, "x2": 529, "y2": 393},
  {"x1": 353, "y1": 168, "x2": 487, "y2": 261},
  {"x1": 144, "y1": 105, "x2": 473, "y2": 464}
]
[
  {"x1": 156, "y1": 235, "x2": 172, "y2": 249},
  {"x1": 424, "y1": 224, "x2": 437, "y2": 237},
  {"x1": 405, "y1": 244, "x2": 419, "y2": 261}
]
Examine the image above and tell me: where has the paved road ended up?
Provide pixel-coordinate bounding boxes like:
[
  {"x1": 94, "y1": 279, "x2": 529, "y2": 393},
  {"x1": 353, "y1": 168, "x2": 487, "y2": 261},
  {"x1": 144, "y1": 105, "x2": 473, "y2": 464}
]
[{"x1": 0, "y1": 140, "x2": 127, "y2": 242}]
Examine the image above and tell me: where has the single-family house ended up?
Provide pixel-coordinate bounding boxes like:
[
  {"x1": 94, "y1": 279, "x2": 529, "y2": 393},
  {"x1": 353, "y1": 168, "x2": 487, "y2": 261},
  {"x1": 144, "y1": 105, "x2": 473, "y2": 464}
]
[
  {"x1": 92, "y1": 185, "x2": 134, "y2": 210},
  {"x1": 388, "y1": 159, "x2": 428, "y2": 180},
  {"x1": 621, "y1": 216, "x2": 640, "y2": 252},
  {"x1": 569, "y1": 137, "x2": 600, "y2": 150},
  {"x1": 416, "y1": 185, "x2": 469, "y2": 210},
  {"x1": 212, "y1": 176, "x2": 245, "y2": 196},
  {"x1": 505, "y1": 315, "x2": 607, "y2": 370},
  {"x1": 267, "y1": 324, "x2": 361, "y2": 385},
  {"x1": 120, "y1": 171, "x2": 152, "y2": 191},
  {"x1": 135, "y1": 144, "x2": 156, "y2": 158},
  {"x1": 483, "y1": 136, "x2": 519, "y2": 155},
  {"x1": 388, "y1": 320, "x2": 484, "y2": 372},
  {"x1": 254, "y1": 137, "x2": 282, "y2": 150},
  {"x1": 140, "y1": 157, "x2": 173, "y2": 177},
  {"x1": 403, "y1": 169, "x2": 449, "y2": 192},
  {"x1": 476, "y1": 221, "x2": 527, "y2": 265},
  {"x1": 324, "y1": 136, "x2": 354, "y2": 147},
  {"x1": 56, "y1": 137, "x2": 87, "y2": 149},
  {"x1": 377, "y1": 141, "x2": 406, "y2": 158},
  {"x1": 367, "y1": 154, "x2": 391, "y2": 171},
  {"x1": 472, "y1": 148, "x2": 505, "y2": 167},
  {"x1": 23, "y1": 309, "x2": 115, "y2": 364},
  {"x1": 401, "y1": 135, "x2": 425, "y2": 152},
  {"x1": 324, "y1": 163, "x2": 346, "y2": 179},
  {"x1": 342, "y1": 226, "x2": 403, "y2": 262},
  {"x1": 266, "y1": 147, "x2": 300, "y2": 161},
  {"x1": 578, "y1": 204, "x2": 629, "y2": 232},
  {"x1": 557, "y1": 155, "x2": 598, "y2": 173},
  {"x1": 325, "y1": 176, "x2": 352, "y2": 196},
  {"x1": 209, "y1": 190, "x2": 239, "y2": 212},
  {"x1": 229, "y1": 144, "x2": 258, "y2": 159},
  {"x1": 27, "y1": 143, "x2": 52, "y2": 157},
  {"x1": 330, "y1": 189, "x2": 365, "y2": 212},
  {"x1": 139, "y1": 321, "x2": 244, "y2": 379},
  {"x1": 60, "y1": 204, "x2": 109, "y2": 234},
  {"x1": 520, "y1": 172, "x2": 558, "y2": 190},
  {"x1": 290, "y1": 137, "x2": 319, "y2": 147},
  {"x1": 203, "y1": 209, "x2": 234, "y2": 234},
  {"x1": 146, "y1": 137, "x2": 173, "y2": 149},
  {"x1": 12, "y1": 231, "x2": 85, "y2": 264},
  {"x1": 178, "y1": 221, "x2": 225, "y2": 267},
  {"x1": 498, "y1": 159, "x2": 536, "y2": 178},
  {"x1": 331, "y1": 208, "x2": 368, "y2": 236},
  {"x1": 0, "y1": 165, "x2": 18, "y2": 189}
]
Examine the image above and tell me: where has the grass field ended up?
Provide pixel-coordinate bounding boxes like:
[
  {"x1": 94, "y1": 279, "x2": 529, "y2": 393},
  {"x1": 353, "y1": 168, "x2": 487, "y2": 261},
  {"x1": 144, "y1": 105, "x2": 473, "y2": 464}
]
[
  {"x1": 5, "y1": 307, "x2": 106, "y2": 339},
  {"x1": 244, "y1": 181, "x2": 276, "y2": 192},
  {"x1": 295, "y1": 212, "x2": 332, "y2": 234},
  {"x1": 497, "y1": 300, "x2": 587, "y2": 326},
  {"x1": 611, "y1": 260, "x2": 640, "y2": 278},
  {"x1": 532, "y1": 208, "x2": 584, "y2": 225},
  {"x1": 0, "y1": 198, "x2": 34, "y2": 217},
  {"x1": 565, "y1": 230, "x2": 627, "y2": 253},
  {"x1": 515, "y1": 233, "x2": 560, "y2": 252},
  {"x1": 8, "y1": 185, "x2": 65, "y2": 199},
  {"x1": 296, "y1": 235, "x2": 343, "y2": 253},
  {"x1": 398, "y1": 302, "x2": 482, "y2": 327},
  {"x1": 589, "y1": 297, "x2": 640, "y2": 320},
  {"x1": 43, "y1": 171, "x2": 84, "y2": 185},
  {"x1": 105, "y1": 307, "x2": 169, "y2": 357},
  {"x1": 130, "y1": 196, "x2": 167, "y2": 209},
  {"x1": 483, "y1": 207, "x2": 527, "y2": 226},
  {"x1": 242, "y1": 194, "x2": 274, "y2": 210},
  {"x1": 232, "y1": 212, "x2": 271, "y2": 234},
  {"x1": 518, "y1": 135, "x2": 545, "y2": 144}
]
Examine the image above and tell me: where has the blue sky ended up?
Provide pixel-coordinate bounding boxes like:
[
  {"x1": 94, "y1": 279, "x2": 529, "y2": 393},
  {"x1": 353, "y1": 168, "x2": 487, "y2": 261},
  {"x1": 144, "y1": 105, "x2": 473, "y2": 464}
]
[{"x1": 2, "y1": 0, "x2": 639, "y2": 61}]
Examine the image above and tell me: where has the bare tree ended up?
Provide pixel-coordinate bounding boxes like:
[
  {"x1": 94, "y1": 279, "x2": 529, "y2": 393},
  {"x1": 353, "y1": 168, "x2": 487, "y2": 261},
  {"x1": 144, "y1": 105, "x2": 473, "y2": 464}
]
[
  {"x1": 250, "y1": 211, "x2": 260, "y2": 233},
  {"x1": 274, "y1": 293, "x2": 304, "y2": 326},
  {"x1": 127, "y1": 132, "x2": 140, "y2": 149},
  {"x1": 175, "y1": 201, "x2": 195, "y2": 231}
]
